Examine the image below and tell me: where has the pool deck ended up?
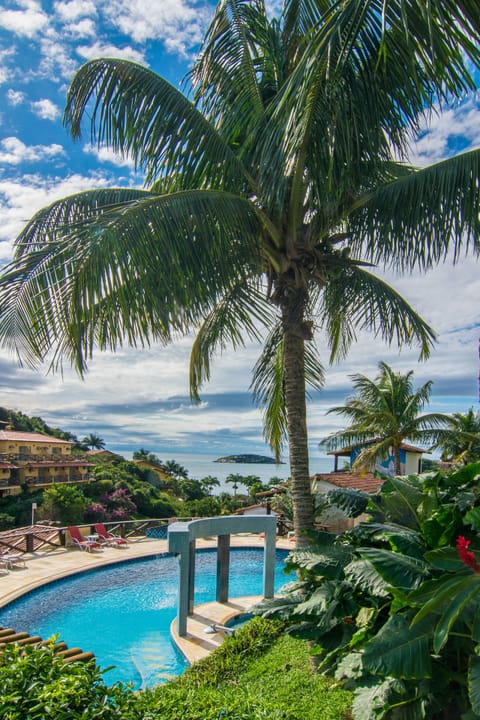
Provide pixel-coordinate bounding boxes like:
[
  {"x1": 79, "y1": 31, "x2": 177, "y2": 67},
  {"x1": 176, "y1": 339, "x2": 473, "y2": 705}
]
[{"x1": 0, "y1": 533, "x2": 292, "y2": 666}]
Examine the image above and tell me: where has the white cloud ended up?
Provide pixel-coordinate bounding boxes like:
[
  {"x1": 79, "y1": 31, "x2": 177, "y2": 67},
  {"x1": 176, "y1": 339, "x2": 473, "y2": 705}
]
[
  {"x1": 0, "y1": 46, "x2": 16, "y2": 85},
  {"x1": 0, "y1": 136, "x2": 65, "y2": 165},
  {"x1": 410, "y1": 100, "x2": 480, "y2": 166},
  {"x1": 83, "y1": 143, "x2": 136, "y2": 168},
  {"x1": 77, "y1": 40, "x2": 145, "y2": 65},
  {"x1": 6, "y1": 88, "x2": 25, "y2": 105},
  {"x1": 30, "y1": 98, "x2": 61, "y2": 120},
  {"x1": 54, "y1": 0, "x2": 97, "y2": 21},
  {"x1": 38, "y1": 37, "x2": 78, "y2": 80},
  {"x1": 65, "y1": 17, "x2": 96, "y2": 38},
  {"x1": 0, "y1": 0, "x2": 49, "y2": 38},
  {"x1": 101, "y1": 0, "x2": 210, "y2": 57}
]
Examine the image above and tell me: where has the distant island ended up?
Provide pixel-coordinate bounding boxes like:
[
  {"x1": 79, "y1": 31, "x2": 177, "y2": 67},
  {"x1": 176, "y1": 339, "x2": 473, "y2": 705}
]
[{"x1": 214, "y1": 454, "x2": 284, "y2": 464}]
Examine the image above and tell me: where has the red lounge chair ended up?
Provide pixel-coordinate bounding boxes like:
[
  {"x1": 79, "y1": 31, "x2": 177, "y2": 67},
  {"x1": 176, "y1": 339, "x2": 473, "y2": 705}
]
[
  {"x1": 68, "y1": 526, "x2": 102, "y2": 552},
  {"x1": 94, "y1": 523, "x2": 128, "y2": 547}
]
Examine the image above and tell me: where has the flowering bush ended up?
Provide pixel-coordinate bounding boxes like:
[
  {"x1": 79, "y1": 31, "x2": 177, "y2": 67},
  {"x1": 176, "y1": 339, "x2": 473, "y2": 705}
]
[
  {"x1": 456, "y1": 535, "x2": 480, "y2": 573},
  {"x1": 84, "y1": 502, "x2": 107, "y2": 522}
]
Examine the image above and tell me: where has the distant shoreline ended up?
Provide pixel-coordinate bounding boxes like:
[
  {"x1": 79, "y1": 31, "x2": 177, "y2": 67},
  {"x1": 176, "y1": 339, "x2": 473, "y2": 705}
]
[{"x1": 214, "y1": 453, "x2": 285, "y2": 465}]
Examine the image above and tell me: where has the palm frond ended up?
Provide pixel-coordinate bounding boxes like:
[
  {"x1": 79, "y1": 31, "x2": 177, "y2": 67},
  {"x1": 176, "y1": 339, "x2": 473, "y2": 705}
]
[
  {"x1": 189, "y1": 282, "x2": 274, "y2": 401},
  {"x1": 318, "y1": 263, "x2": 436, "y2": 362},
  {"x1": 350, "y1": 149, "x2": 480, "y2": 271},
  {"x1": 191, "y1": 0, "x2": 266, "y2": 137},
  {"x1": 64, "y1": 58, "x2": 249, "y2": 192},
  {"x1": 251, "y1": 323, "x2": 325, "y2": 459},
  {"x1": 0, "y1": 188, "x2": 264, "y2": 373}
]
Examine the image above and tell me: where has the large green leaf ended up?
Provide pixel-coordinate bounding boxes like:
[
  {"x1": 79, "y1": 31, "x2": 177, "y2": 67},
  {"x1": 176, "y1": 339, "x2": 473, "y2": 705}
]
[
  {"x1": 362, "y1": 614, "x2": 433, "y2": 679},
  {"x1": 423, "y1": 547, "x2": 466, "y2": 572},
  {"x1": 410, "y1": 574, "x2": 478, "y2": 624},
  {"x1": 464, "y1": 508, "x2": 480, "y2": 533},
  {"x1": 326, "y1": 487, "x2": 370, "y2": 517},
  {"x1": 350, "y1": 522, "x2": 424, "y2": 559},
  {"x1": 294, "y1": 582, "x2": 339, "y2": 616},
  {"x1": 288, "y1": 544, "x2": 353, "y2": 576},
  {"x1": 432, "y1": 579, "x2": 480, "y2": 653},
  {"x1": 0, "y1": 189, "x2": 264, "y2": 374},
  {"x1": 351, "y1": 677, "x2": 406, "y2": 720},
  {"x1": 346, "y1": 558, "x2": 390, "y2": 597},
  {"x1": 379, "y1": 477, "x2": 424, "y2": 528},
  {"x1": 355, "y1": 547, "x2": 429, "y2": 592},
  {"x1": 64, "y1": 57, "x2": 250, "y2": 192},
  {"x1": 469, "y1": 656, "x2": 480, "y2": 715}
]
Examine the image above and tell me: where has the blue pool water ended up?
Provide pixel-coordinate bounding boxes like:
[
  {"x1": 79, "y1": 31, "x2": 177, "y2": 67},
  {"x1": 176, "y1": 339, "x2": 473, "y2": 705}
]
[{"x1": 0, "y1": 548, "x2": 289, "y2": 689}]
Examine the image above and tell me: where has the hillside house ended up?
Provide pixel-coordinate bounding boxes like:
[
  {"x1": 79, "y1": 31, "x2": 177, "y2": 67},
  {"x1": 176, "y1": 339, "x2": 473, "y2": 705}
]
[
  {"x1": 326, "y1": 441, "x2": 426, "y2": 476},
  {"x1": 0, "y1": 429, "x2": 94, "y2": 497}
]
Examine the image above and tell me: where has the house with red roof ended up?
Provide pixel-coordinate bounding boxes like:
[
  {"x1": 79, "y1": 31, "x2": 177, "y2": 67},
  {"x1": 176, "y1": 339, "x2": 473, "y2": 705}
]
[
  {"x1": 311, "y1": 441, "x2": 428, "y2": 531},
  {"x1": 0, "y1": 429, "x2": 94, "y2": 497}
]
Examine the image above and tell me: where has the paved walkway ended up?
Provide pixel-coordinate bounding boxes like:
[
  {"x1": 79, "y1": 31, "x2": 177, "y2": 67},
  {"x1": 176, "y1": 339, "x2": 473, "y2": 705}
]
[{"x1": 0, "y1": 533, "x2": 292, "y2": 665}]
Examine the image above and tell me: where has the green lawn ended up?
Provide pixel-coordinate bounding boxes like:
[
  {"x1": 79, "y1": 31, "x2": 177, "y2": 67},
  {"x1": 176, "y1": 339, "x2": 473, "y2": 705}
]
[{"x1": 138, "y1": 618, "x2": 352, "y2": 720}]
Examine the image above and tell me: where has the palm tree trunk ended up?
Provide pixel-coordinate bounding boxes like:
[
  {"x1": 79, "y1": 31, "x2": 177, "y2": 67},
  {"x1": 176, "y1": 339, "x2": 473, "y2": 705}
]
[
  {"x1": 281, "y1": 288, "x2": 315, "y2": 547},
  {"x1": 394, "y1": 444, "x2": 401, "y2": 476}
]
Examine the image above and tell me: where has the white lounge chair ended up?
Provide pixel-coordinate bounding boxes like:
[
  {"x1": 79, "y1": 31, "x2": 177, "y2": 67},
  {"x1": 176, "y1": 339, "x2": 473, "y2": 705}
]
[{"x1": 0, "y1": 551, "x2": 26, "y2": 569}]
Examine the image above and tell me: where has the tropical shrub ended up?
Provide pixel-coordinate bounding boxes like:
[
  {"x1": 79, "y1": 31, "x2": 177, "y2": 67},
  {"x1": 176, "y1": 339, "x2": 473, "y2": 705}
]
[
  {"x1": 256, "y1": 463, "x2": 480, "y2": 719},
  {"x1": 0, "y1": 640, "x2": 138, "y2": 720},
  {"x1": 39, "y1": 484, "x2": 89, "y2": 525}
]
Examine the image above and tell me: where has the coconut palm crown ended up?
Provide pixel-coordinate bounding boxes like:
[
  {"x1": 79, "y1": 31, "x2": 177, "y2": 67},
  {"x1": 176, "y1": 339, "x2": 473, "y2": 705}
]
[
  {"x1": 439, "y1": 408, "x2": 480, "y2": 465},
  {"x1": 320, "y1": 362, "x2": 454, "y2": 474},
  {"x1": 0, "y1": 1, "x2": 479, "y2": 544}
]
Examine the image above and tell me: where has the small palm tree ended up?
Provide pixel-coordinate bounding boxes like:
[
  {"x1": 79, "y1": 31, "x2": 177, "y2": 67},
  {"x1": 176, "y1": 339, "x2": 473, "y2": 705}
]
[
  {"x1": 439, "y1": 408, "x2": 480, "y2": 465},
  {"x1": 163, "y1": 460, "x2": 189, "y2": 479},
  {"x1": 82, "y1": 433, "x2": 106, "y2": 450},
  {"x1": 133, "y1": 448, "x2": 163, "y2": 464},
  {"x1": 321, "y1": 362, "x2": 453, "y2": 475},
  {"x1": 199, "y1": 476, "x2": 221, "y2": 495},
  {"x1": 226, "y1": 474, "x2": 246, "y2": 497}
]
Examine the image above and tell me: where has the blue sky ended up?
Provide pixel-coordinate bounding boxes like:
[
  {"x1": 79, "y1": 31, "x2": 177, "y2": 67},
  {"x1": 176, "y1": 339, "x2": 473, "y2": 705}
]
[{"x1": 0, "y1": 0, "x2": 479, "y2": 462}]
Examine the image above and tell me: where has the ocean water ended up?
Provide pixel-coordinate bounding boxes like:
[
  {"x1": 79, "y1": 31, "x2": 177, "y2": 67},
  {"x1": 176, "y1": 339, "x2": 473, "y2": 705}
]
[{"x1": 162, "y1": 451, "x2": 334, "y2": 493}]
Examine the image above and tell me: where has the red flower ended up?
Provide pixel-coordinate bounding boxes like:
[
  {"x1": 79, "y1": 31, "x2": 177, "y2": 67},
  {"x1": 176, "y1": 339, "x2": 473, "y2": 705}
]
[{"x1": 456, "y1": 536, "x2": 480, "y2": 573}]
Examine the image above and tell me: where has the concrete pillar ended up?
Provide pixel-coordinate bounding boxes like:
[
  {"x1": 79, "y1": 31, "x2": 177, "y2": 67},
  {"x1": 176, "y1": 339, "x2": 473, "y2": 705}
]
[
  {"x1": 188, "y1": 540, "x2": 196, "y2": 615},
  {"x1": 176, "y1": 547, "x2": 190, "y2": 637},
  {"x1": 216, "y1": 534, "x2": 230, "y2": 603},
  {"x1": 263, "y1": 525, "x2": 276, "y2": 598}
]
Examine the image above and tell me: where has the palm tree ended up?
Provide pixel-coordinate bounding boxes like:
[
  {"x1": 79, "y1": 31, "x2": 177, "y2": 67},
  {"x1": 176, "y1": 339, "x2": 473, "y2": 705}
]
[
  {"x1": 199, "y1": 475, "x2": 221, "y2": 495},
  {"x1": 320, "y1": 362, "x2": 453, "y2": 475},
  {"x1": 82, "y1": 433, "x2": 106, "y2": 450},
  {"x1": 132, "y1": 448, "x2": 163, "y2": 464},
  {"x1": 163, "y1": 460, "x2": 189, "y2": 479},
  {"x1": 225, "y1": 474, "x2": 246, "y2": 497},
  {"x1": 0, "y1": 2, "x2": 479, "y2": 545},
  {"x1": 439, "y1": 408, "x2": 480, "y2": 465}
]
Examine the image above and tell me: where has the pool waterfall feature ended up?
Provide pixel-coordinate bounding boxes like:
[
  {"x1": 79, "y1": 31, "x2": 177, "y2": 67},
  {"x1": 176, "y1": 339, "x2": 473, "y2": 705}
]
[{"x1": 167, "y1": 515, "x2": 277, "y2": 637}]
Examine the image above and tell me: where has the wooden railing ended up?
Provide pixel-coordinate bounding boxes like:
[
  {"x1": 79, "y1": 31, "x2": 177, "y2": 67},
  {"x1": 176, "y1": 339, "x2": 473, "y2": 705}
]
[{"x1": 0, "y1": 518, "x2": 178, "y2": 555}]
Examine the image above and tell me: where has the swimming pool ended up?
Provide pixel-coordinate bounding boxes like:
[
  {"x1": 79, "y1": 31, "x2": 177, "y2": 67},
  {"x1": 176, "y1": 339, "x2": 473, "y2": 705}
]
[{"x1": 0, "y1": 548, "x2": 289, "y2": 689}]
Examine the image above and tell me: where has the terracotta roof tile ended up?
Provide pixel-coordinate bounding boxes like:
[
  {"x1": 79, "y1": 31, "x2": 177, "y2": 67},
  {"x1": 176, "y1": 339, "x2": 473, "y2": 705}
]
[
  {"x1": 0, "y1": 430, "x2": 71, "y2": 445},
  {"x1": 313, "y1": 471, "x2": 383, "y2": 494}
]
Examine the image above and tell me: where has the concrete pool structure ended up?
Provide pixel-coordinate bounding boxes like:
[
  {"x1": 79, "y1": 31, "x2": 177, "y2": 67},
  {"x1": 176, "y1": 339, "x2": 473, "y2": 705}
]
[
  {"x1": 168, "y1": 515, "x2": 277, "y2": 636},
  {"x1": 0, "y1": 528, "x2": 291, "y2": 666}
]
